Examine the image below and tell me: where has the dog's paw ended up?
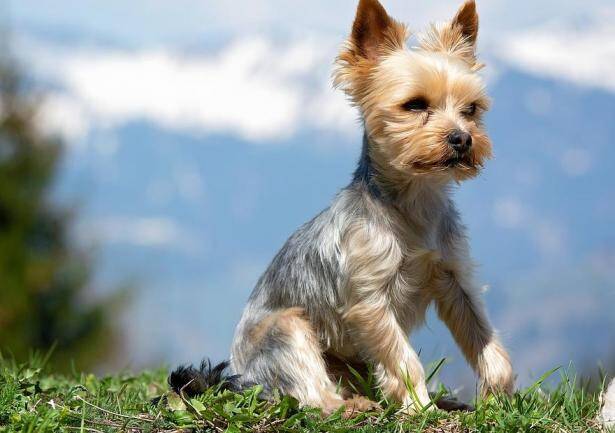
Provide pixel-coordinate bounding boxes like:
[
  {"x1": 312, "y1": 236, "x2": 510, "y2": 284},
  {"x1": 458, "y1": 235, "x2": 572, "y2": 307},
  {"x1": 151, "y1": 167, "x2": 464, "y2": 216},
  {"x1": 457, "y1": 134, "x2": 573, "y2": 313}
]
[
  {"x1": 478, "y1": 340, "x2": 514, "y2": 396},
  {"x1": 341, "y1": 395, "x2": 381, "y2": 418},
  {"x1": 320, "y1": 395, "x2": 380, "y2": 419}
]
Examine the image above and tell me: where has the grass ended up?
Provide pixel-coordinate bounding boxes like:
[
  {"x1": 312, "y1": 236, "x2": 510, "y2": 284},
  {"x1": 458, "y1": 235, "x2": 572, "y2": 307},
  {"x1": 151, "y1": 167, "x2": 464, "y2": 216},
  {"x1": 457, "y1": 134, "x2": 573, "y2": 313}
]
[{"x1": 0, "y1": 353, "x2": 606, "y2": 433}]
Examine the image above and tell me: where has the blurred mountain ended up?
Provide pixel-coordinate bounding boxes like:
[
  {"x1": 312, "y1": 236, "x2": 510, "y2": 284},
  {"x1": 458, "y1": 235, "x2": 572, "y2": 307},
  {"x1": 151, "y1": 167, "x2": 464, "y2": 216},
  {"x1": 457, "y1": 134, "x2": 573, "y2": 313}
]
[{"x1": 50, "y1": 64, "x2": 615, "y2": 386}]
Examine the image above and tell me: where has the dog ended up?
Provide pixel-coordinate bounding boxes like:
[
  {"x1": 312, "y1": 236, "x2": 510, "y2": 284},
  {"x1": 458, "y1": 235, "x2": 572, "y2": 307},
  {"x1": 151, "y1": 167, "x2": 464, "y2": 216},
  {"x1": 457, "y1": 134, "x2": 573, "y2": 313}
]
[{"x1": 170, "y1": 0, "x2": 514, "y2": 417}]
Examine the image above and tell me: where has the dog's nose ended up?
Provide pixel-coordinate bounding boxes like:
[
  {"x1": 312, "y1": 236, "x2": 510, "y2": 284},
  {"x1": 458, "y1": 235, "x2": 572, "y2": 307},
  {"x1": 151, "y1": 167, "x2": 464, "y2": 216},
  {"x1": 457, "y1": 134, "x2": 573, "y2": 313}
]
[{"x1": 447, "y1": 130, "x2": 472, "y2": 153}]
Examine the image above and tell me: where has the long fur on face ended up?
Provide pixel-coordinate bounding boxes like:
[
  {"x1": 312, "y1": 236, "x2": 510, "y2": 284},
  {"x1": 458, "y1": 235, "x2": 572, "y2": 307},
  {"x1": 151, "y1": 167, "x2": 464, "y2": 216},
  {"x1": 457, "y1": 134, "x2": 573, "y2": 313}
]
[{"x1": 335, "y1": 0, "x2": 493, "y2": 187}]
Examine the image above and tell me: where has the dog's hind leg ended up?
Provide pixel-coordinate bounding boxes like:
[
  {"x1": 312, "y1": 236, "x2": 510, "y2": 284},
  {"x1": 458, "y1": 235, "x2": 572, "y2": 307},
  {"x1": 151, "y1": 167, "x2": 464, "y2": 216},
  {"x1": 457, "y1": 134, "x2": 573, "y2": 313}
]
[{"x1": 237, "y1": 307, "x2": 377, "y2": 417}]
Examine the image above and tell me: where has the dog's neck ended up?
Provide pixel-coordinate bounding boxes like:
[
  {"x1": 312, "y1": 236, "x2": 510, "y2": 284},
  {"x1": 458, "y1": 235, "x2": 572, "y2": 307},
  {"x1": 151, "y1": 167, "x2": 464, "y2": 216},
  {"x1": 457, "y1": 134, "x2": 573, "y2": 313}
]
[
  {"x1": 352, "y1": 131, "x2": 451, "y2": 213},
  {"x1": 352, "y1": 132, "x2": 384, "y2": 200}
]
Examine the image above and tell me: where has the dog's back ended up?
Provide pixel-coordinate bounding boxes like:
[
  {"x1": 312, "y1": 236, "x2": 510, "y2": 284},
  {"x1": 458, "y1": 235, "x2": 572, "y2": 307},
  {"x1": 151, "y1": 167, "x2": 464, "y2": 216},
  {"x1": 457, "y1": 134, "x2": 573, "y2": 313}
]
[{"x1": 230, "y1": 181, "x2": 367, "y2": 374}]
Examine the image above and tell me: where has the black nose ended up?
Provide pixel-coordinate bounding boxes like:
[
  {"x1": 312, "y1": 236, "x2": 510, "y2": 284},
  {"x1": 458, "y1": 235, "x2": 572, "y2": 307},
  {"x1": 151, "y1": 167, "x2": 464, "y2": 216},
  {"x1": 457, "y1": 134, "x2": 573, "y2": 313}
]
[{"x1": 447, "y1": 130, "x2": 472, "y2": 153}]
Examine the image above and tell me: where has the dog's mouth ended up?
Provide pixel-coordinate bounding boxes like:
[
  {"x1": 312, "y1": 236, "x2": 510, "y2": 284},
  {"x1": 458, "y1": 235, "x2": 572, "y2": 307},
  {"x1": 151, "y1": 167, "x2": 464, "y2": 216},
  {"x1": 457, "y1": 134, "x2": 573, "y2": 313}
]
[
  {"x1": 445, "y1": 154, "x2": 474, "y2": 168},
  {"x1": 411, "y1": 156, "x2": 475, "y2": 172},
  {"x1": 410, "y1": 152, "x2": 481, "y2": 177}
]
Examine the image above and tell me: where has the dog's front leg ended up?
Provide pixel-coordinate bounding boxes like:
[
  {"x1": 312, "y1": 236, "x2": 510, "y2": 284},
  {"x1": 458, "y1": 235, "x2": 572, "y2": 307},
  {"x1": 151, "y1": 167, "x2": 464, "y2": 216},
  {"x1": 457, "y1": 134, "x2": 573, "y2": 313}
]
[
  {"x1": 342, "y1": 223, "x2": 431, "y2": 413},
  {"x1": 433, "y1": 266, "x2": 514, "y2": 396},
  {"x1": 344, "y1": 299, "x2": 431, "y2": 413}
]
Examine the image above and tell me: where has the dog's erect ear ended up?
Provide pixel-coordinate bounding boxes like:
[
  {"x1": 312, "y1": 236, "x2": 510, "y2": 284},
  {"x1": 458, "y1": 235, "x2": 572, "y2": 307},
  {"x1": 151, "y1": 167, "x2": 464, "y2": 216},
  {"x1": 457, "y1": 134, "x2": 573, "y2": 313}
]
[
  {"x1": 418, "y1": 0, "x2": 479, "y2": 64},
  {"x1": 334, "y1": 0, "x2": 406, "y2": 98},
  {"x1": 451, "y1": 0, "x2": 479, "y2": 45},
  {"x1": 350, "y1": 0, "x2": 405, "y2": 60}
]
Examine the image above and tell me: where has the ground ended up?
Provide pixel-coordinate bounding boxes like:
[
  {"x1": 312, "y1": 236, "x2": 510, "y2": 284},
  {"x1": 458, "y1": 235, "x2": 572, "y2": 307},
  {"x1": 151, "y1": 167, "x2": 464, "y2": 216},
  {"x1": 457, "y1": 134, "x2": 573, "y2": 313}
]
[{"x1": 0, "y1": 355, "x2": 605, "y2": 433}]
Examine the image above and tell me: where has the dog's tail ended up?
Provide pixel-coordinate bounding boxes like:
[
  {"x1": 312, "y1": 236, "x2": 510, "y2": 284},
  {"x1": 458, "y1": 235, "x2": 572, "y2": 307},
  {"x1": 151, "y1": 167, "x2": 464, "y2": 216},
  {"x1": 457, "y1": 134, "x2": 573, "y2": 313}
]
[{"x1": 169, "y1": 359, "x2": 244, "y2": 397}]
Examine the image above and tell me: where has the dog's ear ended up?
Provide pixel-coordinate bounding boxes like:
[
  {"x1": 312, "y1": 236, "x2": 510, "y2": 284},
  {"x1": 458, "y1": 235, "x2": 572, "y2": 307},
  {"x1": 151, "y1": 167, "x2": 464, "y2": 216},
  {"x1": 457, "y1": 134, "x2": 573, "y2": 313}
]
[
  {"x1": 350, "y1": 0, "x2": 406, "y2": 60},
  {"x1": 418, "y1": 0, "x2": 479, "y2": 65},
  {"x1": 451, "y1": 0, "x2": 479, "y2": 46},
  {"x1": 334, "y1": 0, "x2": 407, "y2": 99}
]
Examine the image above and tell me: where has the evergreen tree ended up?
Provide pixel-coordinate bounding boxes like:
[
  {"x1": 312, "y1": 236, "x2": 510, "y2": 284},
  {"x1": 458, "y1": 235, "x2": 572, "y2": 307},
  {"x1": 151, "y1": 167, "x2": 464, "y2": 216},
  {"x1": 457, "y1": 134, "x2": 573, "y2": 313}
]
[{"x1": 0, "y1": 60, "x2": 119, "y2": 371}]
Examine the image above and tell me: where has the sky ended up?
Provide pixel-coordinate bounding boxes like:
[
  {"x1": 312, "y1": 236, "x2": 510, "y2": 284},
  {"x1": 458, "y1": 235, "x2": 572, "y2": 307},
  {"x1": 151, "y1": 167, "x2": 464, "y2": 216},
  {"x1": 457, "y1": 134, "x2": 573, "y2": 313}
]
[
  {"x1": 4, "y1": 0, "x2": 615, "y2": 392},
  {"x1": 8, "y1": 0, "x2": 615, "y2": 143}
]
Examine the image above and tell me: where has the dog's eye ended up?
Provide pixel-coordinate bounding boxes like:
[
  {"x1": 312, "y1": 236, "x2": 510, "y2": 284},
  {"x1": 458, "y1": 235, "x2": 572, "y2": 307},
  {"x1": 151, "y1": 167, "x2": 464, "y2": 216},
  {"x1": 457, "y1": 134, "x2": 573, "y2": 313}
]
[
  {"x1": 463, "y1": 103, "x2": 477, "y2": 116},
  {"x1": 401, "y1": 97, "x2": 428, "y2": 112}
]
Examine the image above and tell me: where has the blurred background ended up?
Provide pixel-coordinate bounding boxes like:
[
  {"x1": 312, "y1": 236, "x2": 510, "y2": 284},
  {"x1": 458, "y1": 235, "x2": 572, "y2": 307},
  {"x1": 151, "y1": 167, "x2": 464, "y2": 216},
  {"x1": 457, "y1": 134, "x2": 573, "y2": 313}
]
[{"x1": 0, "y1": 0, "x2": 613, "y2": 394}]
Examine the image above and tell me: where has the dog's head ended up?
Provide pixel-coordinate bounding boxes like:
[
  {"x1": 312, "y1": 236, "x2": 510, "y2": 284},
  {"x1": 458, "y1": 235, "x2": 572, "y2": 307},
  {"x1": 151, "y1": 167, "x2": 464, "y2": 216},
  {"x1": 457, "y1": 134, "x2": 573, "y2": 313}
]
[{"x1": 335, "y1": 0, "x2": 492, "y2": 184}]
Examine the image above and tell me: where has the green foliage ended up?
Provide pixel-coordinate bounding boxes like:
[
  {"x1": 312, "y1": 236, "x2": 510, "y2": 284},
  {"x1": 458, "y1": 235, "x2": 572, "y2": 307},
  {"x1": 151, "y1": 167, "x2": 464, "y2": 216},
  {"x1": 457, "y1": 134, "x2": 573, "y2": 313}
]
[
  {"x1": 0, "y1": 60, "x2": 121, "y2": 371},
  {"x1": 0, "y1": 355, "x2": 604, "y2": 433}
]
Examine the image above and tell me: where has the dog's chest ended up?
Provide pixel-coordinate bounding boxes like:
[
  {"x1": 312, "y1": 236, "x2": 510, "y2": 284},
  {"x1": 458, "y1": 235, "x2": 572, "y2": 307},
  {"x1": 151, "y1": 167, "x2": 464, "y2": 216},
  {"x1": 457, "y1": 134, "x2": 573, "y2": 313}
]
[{"x1": 388, "y1": 211, "x2": 446, "y2": 317}]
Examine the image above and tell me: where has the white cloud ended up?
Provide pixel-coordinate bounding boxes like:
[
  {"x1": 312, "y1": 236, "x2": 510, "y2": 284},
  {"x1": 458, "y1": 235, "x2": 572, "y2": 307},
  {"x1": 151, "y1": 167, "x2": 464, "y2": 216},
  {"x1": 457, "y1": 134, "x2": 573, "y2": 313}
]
[
  {"x1": 26, "y1": 36, "x2": 357, "y2": 144},
  {"x1": 499, "y1": 15, "x2": 615, "y2": 93},
  {"x1": 77, "y1": 216, "x2": 202, "y2": 253},
  {"x1": 306, "y1": 82, "x2": 360, "y2": 134},
  {"x1": 23, "y1": 4, "x2": 615, "y2": 146},
  {"x1": 35, "y1": 93, "x2": 91, "y2": 144}
]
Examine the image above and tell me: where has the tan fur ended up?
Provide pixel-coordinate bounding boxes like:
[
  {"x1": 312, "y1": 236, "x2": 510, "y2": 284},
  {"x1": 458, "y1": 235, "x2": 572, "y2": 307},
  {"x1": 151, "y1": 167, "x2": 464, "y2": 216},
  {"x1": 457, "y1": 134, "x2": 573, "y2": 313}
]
[
  {"x1": 334, "y1": 0, "x2": 408, "y2": 112},
  {"x1": 419, "y1": 0, "x2": 480, "y2": 66},
  {"x1": 340, "y1": 218, "x2": 433, "y2": 410},
  {"x1": 248, "y1": 307, "x2": 378, "y2": 417},
  {"x1": 230, "y1": 0, "x2": 514, "y2": 417},
  {"x1": 335, "y1": 1, "x2": 492, "y2": 189},
  {"x1": 333, "y1": 0, "x2": 510, "y2": 411},
  {"x1": 368, "y1": 51, "x2": 492, "y2": 184},
  {"x1": 432, "y1": 266, "x2": 514, "y2": 396},
  {"x1": 341, "y1": 395, "x2": 381, "y2": 418}
]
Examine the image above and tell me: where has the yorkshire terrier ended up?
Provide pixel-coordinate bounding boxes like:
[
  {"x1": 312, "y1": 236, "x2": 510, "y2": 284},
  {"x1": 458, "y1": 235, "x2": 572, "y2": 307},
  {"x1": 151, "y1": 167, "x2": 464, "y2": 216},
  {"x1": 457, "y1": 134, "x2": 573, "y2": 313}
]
[{"x1": 171, "y1": 0, "x2": 514, "y2": 416}]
